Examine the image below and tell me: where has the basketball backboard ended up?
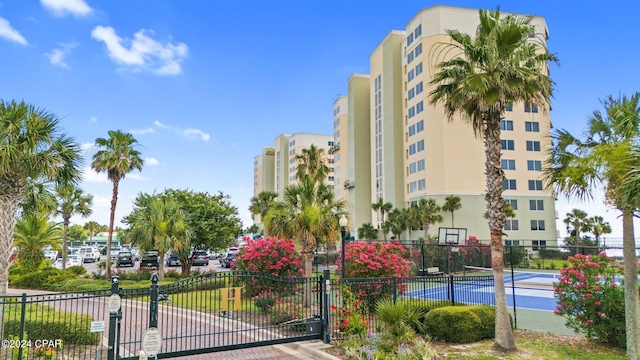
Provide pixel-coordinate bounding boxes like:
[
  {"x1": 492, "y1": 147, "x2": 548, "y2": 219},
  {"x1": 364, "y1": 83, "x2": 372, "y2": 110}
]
[{"x1": 437, "y1": 227, "x2": 467, "y2": 246}]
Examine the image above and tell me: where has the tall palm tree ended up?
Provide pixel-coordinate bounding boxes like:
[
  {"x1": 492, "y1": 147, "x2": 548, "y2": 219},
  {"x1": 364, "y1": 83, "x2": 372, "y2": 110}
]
[
  {"x1": 84, "y1": 221, "x2": 101, "y2": 242},
  {"x1": 588, "y1": 216, "x2": 611, "y2": 250},
  {"x1": 442, "y1": 195, "x2": 462, "y2": 227},
  {"x1": 249, "y1": 190, "x2": 278, "y2": 235},
  {"x1": 414, "y1": 198, "x2": 443, "y2": 241},
  {"x1": 92, "y1": 130, "x2": 143, "y2": 275},
  {"x1": 385, "y1": 208, "x2": 407, "y2": 240},
  {"x1": 546, "y1": 93, "x2": 640, "y2": 357},
  {"x1": 357, "y1": 223, "x2": 378, "y2": 241},
  {"x1": 13, "y1": 214, "x2": 61, "y2": 271},
  {"x1": 0, "y1": 100, "x2": 81, "y2": 298},
  {"x1": 404, "y1": 207, "x2": 422, "y2": 241},
  {"x1": 372, "y1": 198, "x2": 393, "y2": 239},
  {"x1": 295, "y1": 144, "x2": 330, "y2": 183},
  {"x1": 563, "y1": 209, "x2": 589, "y2": 253},
  {"x1": 55, "y1": 184, "x2": 93, "y2": 270},
  {"x1": 126, "y1": 195, "x2": 190, "y2": 281},
  {"x1": 429, "y1": 9, "x2": 556, "y2": 349}
]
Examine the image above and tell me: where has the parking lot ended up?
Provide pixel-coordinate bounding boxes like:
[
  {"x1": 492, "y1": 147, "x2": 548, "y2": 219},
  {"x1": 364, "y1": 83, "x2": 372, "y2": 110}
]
[{"x1": 80, "y1": 254, "x2": 232, "y2": 275}]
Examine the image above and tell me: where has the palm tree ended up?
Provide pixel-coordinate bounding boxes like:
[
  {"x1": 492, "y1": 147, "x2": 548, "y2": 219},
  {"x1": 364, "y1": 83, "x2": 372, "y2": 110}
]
[
  {"x1": 372, "y1": 198, "x2": 393, "y2": 239},
  {"x1": 588, "y1": 216, "x2": 611, "y2": 250},
  {"x1": 0, "y1": 100, "x2": 81, "y2": 298},
  {"x1": 546, "y1": 93, "x2": 640, "y2": 357},
  {"x1": 84, "y1": 221, "x2": 101, "y2": 243},
  {"x1": 126, "y1": 195, "x2": 190, "y2": 281},
  {"x1": 404, "y1": 207, "x2": 422, "y2": 241},
  {"x1": 55, "y1": 184, "x2": 93, "y2": 270},
  {"x1": 385, "y1": 208, "x2": 407, "y2": 240},
  {"x1": 414, "y1": 198, "x2": 443, "y2": 241},
  {"x1": 429, "y1": 9, "x2": 556, "y2": 349},
  {"x1": 295, "y1": 144, "x2": 330, "y2": 183},
  {"x1": 13, "y1": 214, "x2": 61, "y2": 271},
  {"x1": 442, "y1": 195, "x2": 462, "y2": 227},
  {"x1": 357, "y1": 222, "x2": 378, "y2": 241},
  {"x1": 249, "y1": 190, "x2": 278, "y2": 235},
  {"x1": 92, "y1": 130, "x2": 143, "y2": 275},
  {"x1": 563, "y1": 209, "x2": 589, "y2": 254}
]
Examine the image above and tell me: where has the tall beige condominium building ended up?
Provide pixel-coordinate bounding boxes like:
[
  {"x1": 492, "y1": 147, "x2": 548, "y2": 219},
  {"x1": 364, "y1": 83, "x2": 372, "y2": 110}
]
[
  {"x1": 252, "y1": 147, "x2": 275, "y2": 225},
  {"x1": 401, "y1": 5, "x2": 557, "y2": 248},
  {"x1": 331, "y1": 96, "x2": 349, "y2": 203},
  {"x1": 271, "y1": 133, "x2": 335, "y2": 198}
]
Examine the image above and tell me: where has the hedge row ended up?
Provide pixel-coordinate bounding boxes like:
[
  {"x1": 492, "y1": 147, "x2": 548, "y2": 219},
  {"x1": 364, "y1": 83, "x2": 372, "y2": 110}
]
[{"x1": 423, "y1": 305, "x2": 511, "y2": 343}]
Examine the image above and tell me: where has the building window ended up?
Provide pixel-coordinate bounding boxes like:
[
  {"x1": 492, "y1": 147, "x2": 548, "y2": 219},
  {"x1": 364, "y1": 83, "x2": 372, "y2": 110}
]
[
  {"x1": 409, "y1": 162, "x2": 417, "y2": 174},
  {"x1": 500, "y1": 120, "x2": 514, "y2": 131},
  {"x1": 417, "y1": 140, "x2": 424, "y2": 152},
  {"x1": 409, "y1": 144, "x2": 416, "y2": 155},
  {"x1": 505, "y1": 102, "x2": 513, "y2": 112},
  {"x1": 415, "y1": 82, "x2": 423, "y2": 95},
  {"x1": 501, "y1": 140, "x2": 515, "y2": 150},
  {"x1": 289, "y1": 140, "x2": 295, "y2": 146},
  {"x1": 414, "y1": 24, "x2": 422, "y2": 37},
  {"x1": 418, "y1": 179, "x2": 426, "y2": 190},
  {"x1": 414, "y1": 43, "x2": 422, "y2": 56},
  {"x1": 501, "y1": 159, "x2": 516, "y2": 170},
  {"x1": 289, "y1": 158, "x2": 295, "y2": 164},
  {"x1": 289, "y1": 166, "x2": 295, "y2": 173},
  {"x1": 528, "y1": 180, "x2": 543, "y2": 191},
  {"x1": 526, "y1": 141, "x2": 541, "y2": 151},
  {"x1": 410, "y1": 181, "x2": 417, "y2": 193},
  {"x1": 408, "y1": 124, "x2": 416, "y2": 136},
  {"x1": 417, "y1": 159, "x2": 425, "y2": 171},
  {"x1": 503, "y1": 179, "x2": 517, "y2": 190},
  {"x1": 532, "y1": 240, "x2": 547, "y2": 251},
  {"x1": 334, "y1": 130, "x2": 340, "y2": 139},
  {"x1": 407, "y1": 51, "x2": 414, "y2": 64},
  {"x1": 416, "y1": 120, "x2": 424, "y2": 133},
  {"x1": 408, "y1": 88, "x2": 415, "y2": 100},
  {"x1": 408, "y1": 106, "x2": 416, "y2": 118},
  {"x1": 416, "y1": 101, "x2": 424, "y2": 113},
  {"x1": 407, "y1": 33, "x2": 414, "y2": 46},
  {"x1": 531, "y1": 220, "x2": 546, "y2": 231},
  {"x1": 505, "y1": 219, "x2": 519, "y2": 231},
  {"x1": 505, "y1": 199, "x2": 518, "y2": 210},
  {"x1": 328, "y1": 141, "x2": 334, "y2": 146},
  {"x1": 328, "y1": 176, "x2": 334, "y2": 181},
  {"x1": 525, "y1": 121, "x2": 540, "y2": 132},
  {"x1": 525, "y1": 102, "x2": 539, "y2": 113},
  {"x1": 529, "y1": 199, "x2": 544, "y2": 210},
  {"x1": 527, "y1": 160, "x2": 542, "y2": 171},
  {"x1": 505, "y1": 240, "x2": 520, "y2": 246},
  {"x1": 415, "y1": 63, "x2": 423, "y2": 75},
  {"x1": 408, "y1": 69, "x2": 415, "y2": 82}
]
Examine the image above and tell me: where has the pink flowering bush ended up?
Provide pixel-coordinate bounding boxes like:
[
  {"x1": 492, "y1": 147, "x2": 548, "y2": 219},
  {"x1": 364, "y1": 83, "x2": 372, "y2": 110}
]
[
  {"x1": 553, "y1": 252, "x2": 625, "y2": 348},
  {"x1": 337, "y1": 241, "x2": 411, "y2": 310},
  {"x1": 234, "y1": 237, "x2": 304, "y2": 297}
]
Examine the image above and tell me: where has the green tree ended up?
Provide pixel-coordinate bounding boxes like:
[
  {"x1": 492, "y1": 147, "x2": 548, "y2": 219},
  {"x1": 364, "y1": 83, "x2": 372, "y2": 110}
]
[
  {"x1": 404, "y1": 207, "x2": 422, "y2": 241},
  {"x1": 385, "y1": 208, "x2": 407, "y2": 240},
  {"x1": 13, "y1": 214, "x2": 61, "y2": 271},
  {"x1": 295, "y1": 144, "x2": 330, "y2": 183},
  {"x1": 563, "y1": 209, "x2": 590, "y2": 254},
  {"x1": 588, "y1": 216, "x2": 611, "y2": 250},
  {"x1": 372, "y1": 198, "x2": 393, "y2": 240},
  {"x1": 442, "y1": 195, "x2": 462, "y2": 227},
  {"x1": 245, "y1": 224, "x2": 260, "y2": 235},
  {"x1": 249, "y1": 190, "x2": 278, "y2": 235},
  {"x1": 357, "y1": 222, "x2": 378, "y2": 240},
  {"x1": 546, "y1": 93, "x2": 640, "y2": 357},
  {"x1": 125, "y1": 195, "x2": 190, "y2": 280},
  {"x1": 67, "y1": 225, "x2": 88, "y2": 243},
  {"x1": 414, "y1": 198, "x2": 443, "y2": 241},
  {"x1": 428, "y1": 9, "x2": 556, "y2": 349},
  {"x1": 91, "y1": 130, "x2": 143, "y2": 275},
  {"x1": 83, "y1": 221, "x2": 101, "y2": 242},
  {"x1": 54, "y1": 184, "x2": 92, "y2": 270},
  {"x1": 0, "y1": 100, "x2": 81, "y2": 298}
]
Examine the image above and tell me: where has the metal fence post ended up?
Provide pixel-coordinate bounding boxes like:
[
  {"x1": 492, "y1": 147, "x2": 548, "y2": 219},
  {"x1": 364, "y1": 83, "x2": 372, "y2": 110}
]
[
  {"x1": 510, "y1": 246, "x2": 517, "y2": 329},
  {"x1": 449, "y1": 275, "x2": 455, "y2": 305},
  {"x1": 17, "y1": 293, "x2": 27, "y2": 360},
  {"x1": 392, "y1": 277, "x2": 397, "y2": 304},
  {"x1": 108, "y1": 276, "x2": 120, "y2": 360},
  {"x1": 322, "y1": 269, "x2": 331, "y2": 344},
  {"x1": 150, "y1": 273, "x2": 159, "y2": 328}
]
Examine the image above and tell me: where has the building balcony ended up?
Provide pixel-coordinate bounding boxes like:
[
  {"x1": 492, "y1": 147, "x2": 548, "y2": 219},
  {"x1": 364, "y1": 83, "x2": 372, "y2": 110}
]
[
  {"x1": 344, "y1": 180, "x2": 354, "y2": 189},
  {"x1": 328, "y1": 142, "x2": 340, "y2": 154}
]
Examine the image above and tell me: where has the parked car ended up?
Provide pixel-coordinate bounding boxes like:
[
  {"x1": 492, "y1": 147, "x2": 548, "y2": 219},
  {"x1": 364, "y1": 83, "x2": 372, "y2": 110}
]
[
  {"x1": 131, "y1": 249, "x2": 141, "y2": 261},
  {"x1": 222, "y1": 253, "x2": 236, "y2": 268},
  {"x1": 78, "y1": 246, "x2": 101, "y2": 262},
  {"x1": 140, "y1": 251, "x2": 159, "y2": 269},
  {"x1": 110, "y1": 247, "x2": 123, "y2": 260},
  {"x1": 54, "y1": 255, "x2": 82, "y2": 268},
  {"x1": 165, "y1": 253, "x2": 181, "y2": 267},
  {"x1": 43, "y1": 250, "x2": 58, "y2": 261},
  {"x1": 116, "y1": 251, "x2": 134, "y2": 267},
  {"x1": 192, "y1": 251, "x2": 209, "y2": 266}
]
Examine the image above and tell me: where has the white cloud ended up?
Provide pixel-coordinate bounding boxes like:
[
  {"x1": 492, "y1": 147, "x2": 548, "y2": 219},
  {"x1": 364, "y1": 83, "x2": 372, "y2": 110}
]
[
  {"x1": 129, "y1": 127, "x2": 154, "y2": 135},
  {"x1": 44, "y1": 42, "x2": 77, "y2": 68},
  {"x1": 145, "y1": 157, "x2": 159, "y2": 166},
  {"x1": 91, "y1": 26, "x2": 188, "y2": 75},
  {"x1": 81, "y1": 167, "x2": 108, "y2": 183},
  {"x1": 40, "y1": 0, "x2": 92, "y2": 17},
  {"x1": 183, "y1": 128, "x2": 210, "y2": 142},
  {"x1": 89, "y1": 116, "x2": 97, "y2": 123},
  {"x1": 79, "y1": 142, "x2": 94, "y2": 152},
  {"x1": 0, "y1": 17, "x2": 27, "y2": 45},
  {"x1": 153, "y1": 120, "x2": 168, "y2": 129},
  {"x1": 128, "y1": 173, "x2": 150, "y2": 181}
]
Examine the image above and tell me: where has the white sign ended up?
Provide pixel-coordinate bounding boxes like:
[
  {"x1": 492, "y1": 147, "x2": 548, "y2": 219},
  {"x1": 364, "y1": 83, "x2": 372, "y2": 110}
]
[
  {"x1": 90, "y1": 321, "x2": 105, "y2": 333},
  {"x1": 108, "y1": 294, "x2": 122, "y2": 313},
  {"x1": 142, "y1": 328, "x2": 162, "y2": 357}
]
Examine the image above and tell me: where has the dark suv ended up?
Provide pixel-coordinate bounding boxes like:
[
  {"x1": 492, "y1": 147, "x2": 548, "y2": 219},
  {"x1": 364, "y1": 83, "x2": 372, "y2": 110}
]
[
  {"x1": 116, "y1": 251, "x2": 134, "y2": 267},
  {"x1": 140, "y1": 251, "x2": 159, "y2": 269}
]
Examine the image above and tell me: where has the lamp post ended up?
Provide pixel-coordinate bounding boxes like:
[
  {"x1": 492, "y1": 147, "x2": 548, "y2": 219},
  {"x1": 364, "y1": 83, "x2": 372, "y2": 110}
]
[{"x1": 339, "y1": 215, "x2": 348, "y2": 279}]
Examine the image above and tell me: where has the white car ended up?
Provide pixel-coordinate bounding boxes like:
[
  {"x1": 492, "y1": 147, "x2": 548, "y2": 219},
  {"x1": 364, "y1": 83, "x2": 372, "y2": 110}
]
[
  {"x1": 43, "y1": 250, "x2": 58, "y2": 261},
  {"x1": 79, "y1": 246, "x2": 101, "y2": 262},
  {"x1": 53, "y1": 255, "x2": 83, "y2": 269}
]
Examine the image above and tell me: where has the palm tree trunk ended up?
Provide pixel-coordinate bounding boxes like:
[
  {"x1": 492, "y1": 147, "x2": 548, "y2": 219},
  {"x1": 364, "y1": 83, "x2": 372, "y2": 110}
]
[
  {"x1": 451, "y1": 212, "x2": 455, "y2": 227},
  {"x1": 302, "y1": 251, "x2": 313, "y2": 308},
  {"x1": 0, "y1": 190, "x2": 22, "y2": 339},
  {"x1": 423, "y1": 224, "x2": 429, "y2": 242},
  {"x1": 158, "y1": 250, "x2": 166, "y2": 281},
  {"x1": 490, "y1": 230, "x2": 514, "y2": 349},
  {"x1": 106, "y1": 180, "x2": 120, "y2": 277},
  {"x1": 622, "y1": 212, "x2": 639, "y2": 359},
  {"x1": 62, "y1": 217, "x2": 69, "y2": 271}
]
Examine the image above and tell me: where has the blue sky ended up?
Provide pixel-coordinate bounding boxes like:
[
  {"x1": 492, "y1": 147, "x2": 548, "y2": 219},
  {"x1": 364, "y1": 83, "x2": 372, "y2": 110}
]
[{"x1": 1, "y1": 0, "x2": 639, "y2": 243}]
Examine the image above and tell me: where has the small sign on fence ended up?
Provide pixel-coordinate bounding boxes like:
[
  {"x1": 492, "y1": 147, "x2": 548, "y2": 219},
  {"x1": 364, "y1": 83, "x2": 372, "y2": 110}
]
[
  {"x1": 90, "y1": 321, "x2": 105, "y2": 333},
  {"x1": 142, "y1": 328, "x2": 162, "y2": 357},
  {"x1": 108, "y1": 294, "x2": 122, "y2": 313}
]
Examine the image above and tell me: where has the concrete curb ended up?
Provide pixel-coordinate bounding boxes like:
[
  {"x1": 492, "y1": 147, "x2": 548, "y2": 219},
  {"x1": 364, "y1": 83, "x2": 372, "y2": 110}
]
[{"x1": 282, "y1": 340, "x2": 342, "y2": 360}]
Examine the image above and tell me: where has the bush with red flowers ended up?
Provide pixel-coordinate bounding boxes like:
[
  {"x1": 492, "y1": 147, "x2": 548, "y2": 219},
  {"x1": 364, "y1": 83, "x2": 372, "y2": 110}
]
[
  {"x1": 553, "y1": 252, "x2": 625, "y2": 348},
  {"x1": 234, "y1": 237, "x2": 304, "y2": 297}
]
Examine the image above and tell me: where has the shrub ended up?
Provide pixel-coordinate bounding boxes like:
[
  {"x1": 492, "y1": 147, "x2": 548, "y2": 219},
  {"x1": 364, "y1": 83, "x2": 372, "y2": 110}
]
[
  {"x1": 331, "y1": 287, "x2": 368, "y2": 337},
  {"x1": 337, "y1": 241, "x2": 410, "y2": 310},
  {"x1": 423, "y1": 306, "x2": 483, "y2": 343},
  {"x1": 234, "y1": 237, "x2": 303, "y2": 297},
  {"x1": 403, "y1": 300, "x2": 452, "y2": 334},
  {"x1": 553, "y1": 252, "x2": 626, "y2": 348},
  {"x1": 165, "y1": 270, "x2": 181, "y2": 279},
  {"x1": 9, "y1": 267, "x2": 77, "y2": 290},
  {"x1": 66, "y1": 266, "x2": 87, "y2": 276},
  {"x1": 254, "y1": 293, "x2": 276, "y2": 313},
  {"x1": 468, "y1": 305, "x2": 496, "y2": 339},
  {"x1": 268, "y1": 300, "x2": 302, "y2": 325}
]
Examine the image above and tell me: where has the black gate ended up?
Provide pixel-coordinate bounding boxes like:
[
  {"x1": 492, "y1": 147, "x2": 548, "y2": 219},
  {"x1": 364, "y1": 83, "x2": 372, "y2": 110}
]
[{"x1": 112, "y1": 271, "x2": 326, "y2": 359}]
